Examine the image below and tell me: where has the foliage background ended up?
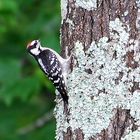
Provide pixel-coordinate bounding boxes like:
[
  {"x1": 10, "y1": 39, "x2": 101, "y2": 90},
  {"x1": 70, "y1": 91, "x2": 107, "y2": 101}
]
[{"x1": 0, "y1": 0, "x2": 60, "y2": 139}]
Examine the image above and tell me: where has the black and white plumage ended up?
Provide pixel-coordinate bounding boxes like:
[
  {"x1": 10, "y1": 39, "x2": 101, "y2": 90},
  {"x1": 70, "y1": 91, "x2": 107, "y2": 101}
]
[{"x1": 27, "y1": 40, "x2": 70, "y2": 104}]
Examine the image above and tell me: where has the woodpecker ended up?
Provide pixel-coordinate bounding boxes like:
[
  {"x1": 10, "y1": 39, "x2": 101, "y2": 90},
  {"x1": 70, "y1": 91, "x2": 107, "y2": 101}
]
[{"x1": 27, "y1": 40, "x2": 70, "y2": 104}]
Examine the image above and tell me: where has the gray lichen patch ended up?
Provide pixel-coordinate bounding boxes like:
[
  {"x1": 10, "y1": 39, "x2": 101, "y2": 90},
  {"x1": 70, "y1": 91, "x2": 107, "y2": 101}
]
[
  {"x1": 56, "y1": 18, "x2": 140, "y2": 140},
  {"x1": 136, "y1": 9, "x2": 140, "y2": 31},
  {"x1": 136, "y1": 0, "x2": 140, "y2": 8},
  {"x1": 121, "y1": 130, "x2": 140, "y2": 140},
  {"x1": 61, "y1": 0, "x2": 68, "y2": 21},
  {"x1": 75, "y1": 0, "x2": 97, "y2": 10}
]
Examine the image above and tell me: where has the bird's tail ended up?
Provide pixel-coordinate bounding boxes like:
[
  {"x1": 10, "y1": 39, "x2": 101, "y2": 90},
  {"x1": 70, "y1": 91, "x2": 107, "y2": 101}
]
[{"x1": 60, "y1": 90, "x2": 69, "y2": 114}]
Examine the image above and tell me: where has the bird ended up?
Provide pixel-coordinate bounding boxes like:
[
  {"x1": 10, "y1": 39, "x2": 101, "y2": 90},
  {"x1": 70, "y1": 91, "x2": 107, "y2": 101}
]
[{"x1": 26, "y1": 40, "x2": 71, "y2": 105}]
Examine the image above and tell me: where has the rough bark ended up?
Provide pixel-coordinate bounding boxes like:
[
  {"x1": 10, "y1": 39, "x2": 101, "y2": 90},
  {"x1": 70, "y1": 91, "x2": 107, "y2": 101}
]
[{"x1": 55, "y1": 0, "x2": 140, "y2": 140}]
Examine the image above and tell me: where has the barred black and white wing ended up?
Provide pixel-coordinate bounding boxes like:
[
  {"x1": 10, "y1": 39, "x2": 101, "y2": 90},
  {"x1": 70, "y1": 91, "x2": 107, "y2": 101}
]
[{"x1": 37, "y1": 49, "x2": 68, "y2": 104}]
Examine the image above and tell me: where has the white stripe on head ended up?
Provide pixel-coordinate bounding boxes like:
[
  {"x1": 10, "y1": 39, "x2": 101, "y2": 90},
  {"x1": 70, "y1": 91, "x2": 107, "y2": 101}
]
[
  {"x1": 30, "y1": 40, "x2": 41, "y2": 55},
  {"x1": 30, "y1": 40, "x2": 36, "y2": 46}
]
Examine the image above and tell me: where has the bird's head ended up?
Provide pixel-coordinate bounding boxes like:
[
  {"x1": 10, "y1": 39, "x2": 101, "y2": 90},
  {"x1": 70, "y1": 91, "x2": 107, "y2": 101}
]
[{"x1": 27, "y1": 40, "x2": 41, "y2": 56}]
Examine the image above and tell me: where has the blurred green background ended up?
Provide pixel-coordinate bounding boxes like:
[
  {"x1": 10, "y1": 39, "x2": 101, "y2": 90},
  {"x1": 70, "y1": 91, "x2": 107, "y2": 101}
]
[{"x1": 0, "y1": 0, "x2": 61, "y2": 139}]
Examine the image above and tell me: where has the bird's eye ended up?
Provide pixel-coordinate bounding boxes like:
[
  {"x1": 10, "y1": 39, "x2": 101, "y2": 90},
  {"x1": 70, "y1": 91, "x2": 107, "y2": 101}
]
[
  {"x1": 34, "y1": 42, "x2": 37, "y2": 46},
  {"x1": 33, "y1": 40, "x2": 39, "y2": 47}
]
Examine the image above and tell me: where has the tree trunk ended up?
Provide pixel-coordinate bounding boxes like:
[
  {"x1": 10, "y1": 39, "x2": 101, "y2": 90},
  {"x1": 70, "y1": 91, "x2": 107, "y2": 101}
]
[{"x1": 55, "y1": 0, "x2": 140, "y2": 139}]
